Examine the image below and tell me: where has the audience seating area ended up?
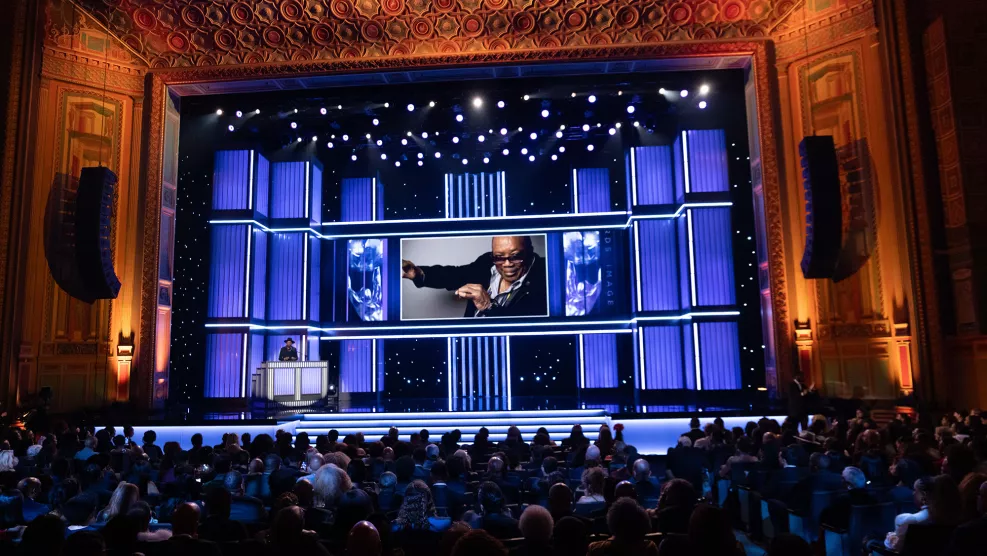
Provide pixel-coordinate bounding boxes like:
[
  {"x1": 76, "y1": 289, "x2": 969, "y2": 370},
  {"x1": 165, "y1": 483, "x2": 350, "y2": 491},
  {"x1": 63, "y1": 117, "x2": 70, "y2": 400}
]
[{"x1": 1, "y1": 406, "x2": 986, "y2": 556}]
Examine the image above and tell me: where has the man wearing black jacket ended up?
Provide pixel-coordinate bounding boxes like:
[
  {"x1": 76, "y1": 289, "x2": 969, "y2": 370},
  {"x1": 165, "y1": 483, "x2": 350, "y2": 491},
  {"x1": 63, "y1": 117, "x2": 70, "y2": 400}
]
[{"x1": 402, "y1": 235, "x2": 547, "y2": 318}]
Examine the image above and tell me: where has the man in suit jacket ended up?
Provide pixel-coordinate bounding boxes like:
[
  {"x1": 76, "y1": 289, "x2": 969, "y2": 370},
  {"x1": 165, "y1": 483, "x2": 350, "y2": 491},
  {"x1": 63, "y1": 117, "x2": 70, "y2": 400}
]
[
  {"x1": 402, "y1": 235, "x2": 548, "y2": 318},
  {"x1": 788, "y1": 373, "x2": 815, "y2": 430}
]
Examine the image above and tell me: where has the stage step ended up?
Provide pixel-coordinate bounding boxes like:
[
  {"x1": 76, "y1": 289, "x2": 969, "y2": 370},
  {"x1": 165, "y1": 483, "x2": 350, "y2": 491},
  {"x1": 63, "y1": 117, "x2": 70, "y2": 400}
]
[{"x1": 280, "y1": 409, "x2": 610, "y2": 443}]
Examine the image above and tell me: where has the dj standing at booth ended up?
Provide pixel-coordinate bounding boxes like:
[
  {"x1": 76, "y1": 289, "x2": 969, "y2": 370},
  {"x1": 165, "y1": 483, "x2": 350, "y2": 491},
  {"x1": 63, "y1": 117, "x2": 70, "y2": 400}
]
[{"x1": 278, "y1": 338, "x2": 298, "y2": 361}]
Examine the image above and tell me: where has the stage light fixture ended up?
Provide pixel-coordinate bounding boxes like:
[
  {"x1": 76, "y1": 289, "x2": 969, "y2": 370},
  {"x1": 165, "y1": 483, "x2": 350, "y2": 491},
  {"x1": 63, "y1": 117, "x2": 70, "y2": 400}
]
[
  {"x1": 296, "y1": 137, "x2": 302, "y2": 142},
  {"x1": 517, "y1": 126, "x2": 523, "y2": 132},
  {"x1": 327, "y1": 142, "x2": 334, "y2": 148},
  {"x1": 227, "y1": 125, "x2": 234, "y2": 131},
  {"x1": 407, "y1": 103, "x2": 415, "y2": 111},
  {"x1": 681, "y1": 90, "x2": 689, "y2": 97},
  {"x1": 497, "y1": 100, "x2": 505, "y2": 108},
  {"x1": 626, "y1": 105, "x2": 635, "y2": 114},
  {"x1": 700, "y1": 84, "x2": 710, "y2": 95},
  {"x1": 582, "y1": 124, "x2": 590, "y2": 131},
  {"x1": 618, "y1": 90, "x2": 623, "y2": 95},
  {"x1": 366, "y1": 133, "x2": 372, "y2": 139},
  {"x1": 500, "y1": 128, "x2": 508, "y2": 135},
  {"x1": 216, "y1": 109, "x2": 223, "y2": 115},
  {"x1": 376, "y1": 139, "x2": 383, "y2": 146},
  {"x1": 609, "y1": 128, "x2": 616, "y2": 135},
  {"x1": 472, "y1": 97, "x2": 483, "y2": 108},
  {"x1": 418, "y1": 160, "x2": 423, "y2": 166},
  {"x1": 254, "y1": 109, "x2": 260, "y2": 114},
  {"x1": 588, "y1": 95, "x2": 597, "y2": 103},
  {"x1": 337, "y1": 105, "x2": 342, "y2": 109},
  {"x1": 455, "y1": 114, "x2": 464, "y2": 122},
  {"x1": 556, "y1": 131, "x2": 563, "y2": 138},
  {"x1": 615, "y1": 122, "x2": 622, "y2": 129},
  {"x1": 320, "y1": 108, "x2": 327, "y2": 115},
  {"x1": 434, "y1": 152, "x2": 441, "y2": 158},
  {"x1": 417, "y1": 153, "x2": 424, "y2": 159},
  {"x1": 541, "y1": 110, "x2": 549, "y2": 118},
  {"x1": 311, "y1": 136, "x2": 317, "y2": 141},
  {"x1": 395, "y1": 161, "x2": 400, "y2": 167},
  {"x1": 523, "y1": 94, "x2": 530, "y2": 101},
  {"x1": 462, "y1": 159, "x2": 468, "y2": 165},
  {"x1": 699, "y1": 101, "x2": 708, "y2": 109},
  {"x1": 483, "y1": 157, "x2": 490, "y2": 164},
  {"x1": 559, "y1": 146, "x2": 566, "y2": 152},
  {"x1": 422, "y1": 132, "x2": 428, "y2": 138},
  {"x1": 294, "y1": 108, "x2": 298, "y2": 113},
  {"x1": 521, "y1": 148, "x2": 528, "y2": 155},
  {"x1": 528, "y1": 155, "x2": 535, "y2": 162},
  {"x1": 529, "y1": 132, "x2": 537, "y2": 140},
  {"x1": 290, "y1": 122, "x2": 298, "y2": 129},
  {"x1": 401, "y1": 139, "x2": 408, "y2": 145},
  {"x1": 659, "y1": 87, "x2": 667, "y2": 95},
  {"x1": 478, "y1": 135, "x2": 485, "y2": 142},
  {"x1": 342, "y1": 134, "x2": 349, "y2": 141},
  {"x1": 452, "y1": 137, "x2": 460, "y2": 144},
  {"x1": 235, "y1": 110, "x2": 243, "y2": 118},
  {"x1": 429, "y1": 101, "x2": 435, "y2": 107},
  {"x1": 381, "y1": 153, "x2": 387, "y2": 160},
  {"x1": 551, "y1": 154, "x2": 558, "y2": 161},
  {"x1": 587, "y1": 144, "x2": 595, "y2": 151},
  {"x1": 502, "y1": 149, "x2": 509, "y2": 155},
  {"x1": 634, "y1": 121, "x2": 640, "y2": 127},
  {"x1": 384, "y1": 103, "x2": 390, "y2": 108},
  {"x1": 372, "y1": 118, "x2": 379, "y2": 126},
  {"x1": 351, "y1": 154, "x2": 357, "y2": 161}
]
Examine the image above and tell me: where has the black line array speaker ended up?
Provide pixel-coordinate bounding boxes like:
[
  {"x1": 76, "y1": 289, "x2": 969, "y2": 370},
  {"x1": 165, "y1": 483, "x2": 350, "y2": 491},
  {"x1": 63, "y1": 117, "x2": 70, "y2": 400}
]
[
  {"x1": 44, "y1": 166, "x2": 121, "y2": 304},
  {"x1": 799, "y1": 136, "x2": 843, "y2": 280}
]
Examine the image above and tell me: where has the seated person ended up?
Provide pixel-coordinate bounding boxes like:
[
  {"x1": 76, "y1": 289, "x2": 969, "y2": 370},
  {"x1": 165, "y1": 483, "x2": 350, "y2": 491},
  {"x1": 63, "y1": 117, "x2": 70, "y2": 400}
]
[
  {"x1": 464, "y1": 481, "x2": 521, "y2": 539},
  {"x1": 630, "y1": 459, "x2": 661, "y2": 500},
  {"x1": 588, "y1": 498, "x2": 659, "y2": 556},
  {"x1": 198, "y1": 486, "x2": 248, "y2": 543},
  {"x1": 166, "y1": 502, "x2": 223, "y2": 556},
  {"x1": 514, "y1": 505, "x2": 554, "y2": 556},
  {"x1": 786, "y1": 452, "x2": 844, "y2": 514},
  {"x1": 945, "y1": 481, "x2": 987, "y2": 556},
  {"x1": 392, "y1": 480, "x2": 452, "y2": 533},
  {"x1": 223, "y1": 470, "x2": 267, "y2": 524},
  {"x1": 127, "y1": 501, "x2": 172, "y2": 542},
  {"x1": 377, "y1": 471, "x2": 402, "y2": 513},
  {"x1": 652, "y1": 479, "x2": 697, "y2": 534},
  {"x1": 576, "y1": 467, "x2": 607, "y2": 505},
  {"x1": 884, "y1": 475, "x2": 962, "y2": 551},
  {"x1": 16, "y1": 477, "x2": 51, "y2": 522},
  {"x1": 818, "y1": 467, "x2": 879, "y2": 530}
]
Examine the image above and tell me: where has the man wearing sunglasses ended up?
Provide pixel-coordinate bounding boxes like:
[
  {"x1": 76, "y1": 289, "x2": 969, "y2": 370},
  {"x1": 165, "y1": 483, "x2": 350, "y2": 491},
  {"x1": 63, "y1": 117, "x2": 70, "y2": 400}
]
[{"x1": 402, "y1": 235, "x2": 547, "y2": 318}]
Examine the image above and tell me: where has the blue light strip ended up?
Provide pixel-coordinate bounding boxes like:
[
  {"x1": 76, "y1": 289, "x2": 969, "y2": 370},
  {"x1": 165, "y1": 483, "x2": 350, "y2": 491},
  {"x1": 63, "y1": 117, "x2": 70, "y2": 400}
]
[
  {"x1": 208, "y1": 202, "x2": 733, "y2": 240},
  {"x1": 578, "y1": 334, "x2": 586, "y2": 389}
]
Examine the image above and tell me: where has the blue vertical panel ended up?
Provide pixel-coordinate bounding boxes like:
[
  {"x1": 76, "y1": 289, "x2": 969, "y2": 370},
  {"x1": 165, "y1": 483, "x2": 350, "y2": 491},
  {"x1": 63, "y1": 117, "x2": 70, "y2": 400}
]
[
  {"x1": 340, "y1": 340, "x2": 373, "y2": 393},
  {"x1": 268, "y1": 233, "x2": 305, "y2": 320},
  {"x1": 698, "y1": 322, "x2": 742, "y2": 390},
  {"x1": 255, "y1": 155, "x2": 269, "y2": 217},
  {"x1": 212, "y1": 150, "x2": 251, "y2": 210},
  {"x1": 632, "y1": 147, "x2": 676, "y2": 205},
  {"x1": 375, "y1": 177, "x2": 385, "y2": 221},
  {"x1": 677, "y1": 216, "x2": 692, "y2": 309},
  {"x1": 445, "y1": 172, "x2": 504, "y2": 218},
  {"x1": 583, "y1": 334, "x2": 618, "y2": 388},
  {"x1": 341, "y1": 178, "x2": 375, "y2": 222},
  {"x1": 204, "y1": 333, "x2": 245, "y2": 398},
  {"x1": 251, "y1": 230, "x2": 267, "y2": 320},
  {"x1": 308, "y1": 236, "x2": 321, "y2": 321},
  {"x1": 310, "y1": 165, "x2": 322, "y2": 223},
  {"x1": 574, "y1": 168, "x2": 610, "y2": 213},
  {"x1": 682, "y1": 323, "x2": 697, "y2": 390},
  {"x1": 638, "y1": 220, "x2": 680, "y2": 311},
  {"x1": 685, "y1": 129, "x2": 729, "y2": 193},
  {"x1": 642, "y1": 326, "x2": 684, "y2": 389},
  {"x1": 207, "y1": 225, "x2": 247, "y2": 318},
  {"x1": 692, "y1": 208, "x2": 736, "y2": 306},
  {"x1": 673, "y1": 137, "x2": 685, "y2": 199},
  {"x1": 307, "y1": 336, "x2": 320, "y2": 362},
  {"x1": 271, "y1": 162, "x2": 307, "y2": 218},
  {"x1": 548, "y1": 233, "x2": 564, "y2": 317},
  {"x1": 248, "y1": 333, "x2": 265, "y2": 395}
]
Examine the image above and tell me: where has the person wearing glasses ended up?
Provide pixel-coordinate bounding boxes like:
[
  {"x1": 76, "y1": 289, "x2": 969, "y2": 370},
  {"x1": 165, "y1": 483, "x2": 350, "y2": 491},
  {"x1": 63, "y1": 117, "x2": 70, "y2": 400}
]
[{"x1": 401, "y1": 235, "x2": 547, "y2": 318}]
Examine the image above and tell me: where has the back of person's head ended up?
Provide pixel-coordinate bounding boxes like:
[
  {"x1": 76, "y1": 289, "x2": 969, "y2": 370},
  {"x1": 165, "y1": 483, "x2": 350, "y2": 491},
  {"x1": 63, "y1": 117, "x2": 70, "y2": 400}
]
[
  {"x1": 21, "y1": 513, "x2": 66, "y2": 555},
  {"x1": 270, "y1": 505, "x2": 305, "y2": 547},
  {"x1": 842, "y1": 466, "x2": 867, "y2": 489},
  {"x1": 425, "y1": 443, "x2": 440, "y2": 461},
  {"x1": 959, "y1": 472, "x2": 987, "y2": 521},
  {"x1": 607, "y1": 498, "x2": 650, "y2": 544},
  {"x1": 614, "y1": 480, "x2": 637, "y2": 501},
  {"x1": 125, "y1": 501, "x2": 153, "y2": 532},
  {"x1": 293, "y1": 479, "x2": 314, "y2": 507},
  {"x1": 142, "y1": 430, "x2": 156, "y2": 444},
  {"x1": 102, "y1": 514, "x2": 139, "y2": 555},
  {"x1": 944, "y1": 443, "x2": 977, "y2": 481},
  {"x1": 446, "y1": 453, "x2": 465, "y2": 479},
  {"x1": 658, "y1": 478, "x2": 696, "y2": 510},
  {"x1": 313, "y1": 463, "x2": 353, "y2": 505},
  {"x1": 687, "y1": 504, "x2": 736, "y2": 554},
  {"x1": 928, "y1": 474, "x2": 963, "y2": 525},
  {"x1": 62, "y1": 494, "x2": 98, "y2": 526},
  {"x1": 336, "y1": 489, "x2": 374, "y2": 535},
  {"x1": 171, "y1": 502, "x2": 201, "y2": 537},
  {"x1": 809, "y1": 452, "x2": 831, "y2": 472},
  {"x1": 452, "y1": 529, "x2": 506, "y2": 556},
  {"x1": 412, "y1": 447, "x2": 426, "y2": 464},
  {"x1": 518, "y1": 505, "x2": 553, "y2": 542},
  {"x1": 346, "y1": 520, "x2": 381, "y2": 556},
  {"x1": 16, "y1": 476, "x2": 42, "y2": 500},
  {"x1": 190, "y1": 433, "x2": 203, "y2": 447},
  {"x1": 582, "y1": 466, "x2": 606, "y2": 495},
  {"x1": 61, "y1": 530, "x2": 105, "y2": 556},
  {"x1": 223, "y1": 470, "x2": 243, "y2": 493},
  {"x1": 893, "y1": 458, "x2": 922, "y2": 487},
  {"x1": 553, "y1": 516, "x2": 588, "y2": 554},
  {"x1": 395, "y1": 455, "x2": 416, "y2": 481},
  {"x1": 264, "y1": 452, "x2": 282, "y2": 471},
  {"x1": 677, "y1": 436, "x2": 693, "y2": 448},
  {"x1": 379, "y1": 471, "x2": 397, "y2": 489},
  {"x1": 689, "y1": 417, "x2": 701, "y2": 429},
  {"x1": 548, "y1": 482, "x2": 572, "y2": 518},
  {"x1": 585, "y1": 444, "x2": 601, "y2": 463},
  {"x1": 205, "y1": 484, "x2": 232, "y2": 518},
  {"x1": 478, "y1": 481, "x2": 506, "y2": 514},
  {"x1": 438, "y1": 522, "x2": 473, "y2": 556},
  {"x1": 632, "y1": 458, "x2": 651, "y2": 480}
]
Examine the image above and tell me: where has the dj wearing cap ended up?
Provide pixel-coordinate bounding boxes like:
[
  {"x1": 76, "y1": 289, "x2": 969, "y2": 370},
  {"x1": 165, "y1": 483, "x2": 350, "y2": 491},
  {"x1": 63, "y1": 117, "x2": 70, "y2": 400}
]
[{"x1": 278, "y1": 338, "x2": 298, "y2": 362}]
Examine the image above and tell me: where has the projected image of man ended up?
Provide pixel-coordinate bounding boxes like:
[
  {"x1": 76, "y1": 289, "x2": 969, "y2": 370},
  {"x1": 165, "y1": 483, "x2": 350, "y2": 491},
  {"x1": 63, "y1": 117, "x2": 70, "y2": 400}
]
[{"x1": 401, "y1": 235, "x2": 548, "y2": 318}]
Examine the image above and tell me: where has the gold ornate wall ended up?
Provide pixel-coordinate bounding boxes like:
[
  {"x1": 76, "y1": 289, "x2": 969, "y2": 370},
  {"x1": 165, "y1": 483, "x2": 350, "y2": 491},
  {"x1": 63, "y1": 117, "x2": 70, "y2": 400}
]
[{"x1": 6, "y1": 0, "x2": 977, "y2": 410}]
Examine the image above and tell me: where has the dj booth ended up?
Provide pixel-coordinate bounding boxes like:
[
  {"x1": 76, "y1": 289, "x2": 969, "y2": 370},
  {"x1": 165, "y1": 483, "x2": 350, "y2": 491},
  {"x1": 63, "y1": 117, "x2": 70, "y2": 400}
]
[{"x1": 251, "y1": 361, "x2": 337, "y2": 405}]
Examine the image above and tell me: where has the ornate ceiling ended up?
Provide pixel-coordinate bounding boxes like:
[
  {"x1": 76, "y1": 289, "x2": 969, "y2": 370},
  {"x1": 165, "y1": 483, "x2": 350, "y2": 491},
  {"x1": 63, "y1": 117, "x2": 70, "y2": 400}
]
[{"x1": 73, "y1": 0, "x2": 804, "y2": 68}]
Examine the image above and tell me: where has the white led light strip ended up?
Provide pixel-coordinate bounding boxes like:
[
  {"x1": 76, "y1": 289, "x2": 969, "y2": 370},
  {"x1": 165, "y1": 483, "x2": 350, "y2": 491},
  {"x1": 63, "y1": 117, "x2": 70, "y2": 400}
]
[
  {"x1": 630, "y1": 147, "x2": 638, "y2": 206},
  {"x1": 572, "y1": 168, "x2": 579, "y2": 214},
  {"x1": 240, "y1": 333, "x2": 248, "y2": 398},
  {"x1": 302, "y1": 237, "x2": 308, "y2": 320},
  {"x1": 248, "y1": 150, "x2": 254, "y2": 211},
  {"x1": 687, "y1": 209, "x2": 697, "y2": 307},
  {"x1": 693, "y1": 322, "x2": 703, "y2": 390},
  {"x1": 244, "y1": 225, "x2": 252, "y2": 317},
  {"x1": 634, "y1": 221, "x2": 643, "y2": 311},
  {"x1": 637, "y1": 328, "x2": 646, "y2": 390},
  {"x1": 372, "y1": 338, "x2": 377, "y2": 392},
  {"x1": 682, "y1": 131, "x2": 691, "y2": 194},
  {"x1": 578, "y1": 334, "x2": 586, "y2": 389},
  {"x1": 304, "y1": 162, "x2": 310, "y2": 219}
]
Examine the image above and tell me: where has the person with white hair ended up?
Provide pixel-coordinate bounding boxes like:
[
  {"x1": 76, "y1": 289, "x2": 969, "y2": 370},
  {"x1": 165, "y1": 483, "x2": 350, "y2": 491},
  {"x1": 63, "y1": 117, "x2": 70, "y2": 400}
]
[
  {"x1": 75, "y1": 435, "x2": 98, "y2": 461},
  {"x1": 819, "y1": 466, "x2": 879, "y2": 530},
  {"x1": 312, "y1": 463, "x2": 352, "y2": 507},
  {"x1": 297, "y1": 452, "x2": 324, "y2": 483},
  {"x1": 515, "y1": 505, "x2": 554, "y2": 556}
]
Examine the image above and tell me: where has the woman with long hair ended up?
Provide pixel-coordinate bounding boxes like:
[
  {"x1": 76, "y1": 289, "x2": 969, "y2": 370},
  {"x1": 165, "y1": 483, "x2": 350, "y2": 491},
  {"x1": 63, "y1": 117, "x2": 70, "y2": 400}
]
[
  {"x1": 393, "y1": 480, "x2": 451, "y2": 532},
  {"x1": 595, "y1": 425, "x2": 614, "y2": 457},
  {"x1": 98, "y1": 482, "x2": 139, "y2": 523},
  {"x1": 562, "y1": 425, "x2": 590, "y2": 450}
]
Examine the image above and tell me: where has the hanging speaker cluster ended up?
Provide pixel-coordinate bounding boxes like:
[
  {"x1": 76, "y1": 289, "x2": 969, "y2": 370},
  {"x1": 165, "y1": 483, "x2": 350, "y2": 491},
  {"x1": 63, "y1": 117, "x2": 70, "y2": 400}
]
[
  {"x1": 799, "y1": 136, "x2": 843, "y2": 279},
  {"x1": 44, "y1": 166, "x2": 122, "y2": 303}
]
